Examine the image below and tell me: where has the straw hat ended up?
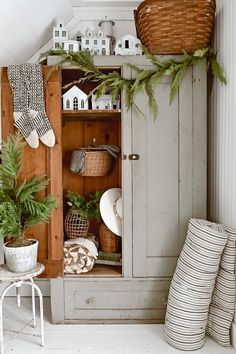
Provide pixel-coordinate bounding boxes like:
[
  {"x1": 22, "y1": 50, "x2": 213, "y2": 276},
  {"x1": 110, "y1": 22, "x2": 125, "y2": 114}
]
[{"x1": 99, "y1": 188, "x2": 122, "y2": 237}]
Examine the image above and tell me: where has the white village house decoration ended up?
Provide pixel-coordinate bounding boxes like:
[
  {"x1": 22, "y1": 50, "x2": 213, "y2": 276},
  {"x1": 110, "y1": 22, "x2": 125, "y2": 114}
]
[
  {"x1": 53, "y1": 20, "x2": 68, "y2": 50},
  {"x1": 63, "y1": 86, "x2": 88, "y2": 111},
  {"x1": 114, "y1": 34, "x2": 142, "y2": 55},
  {"x1": 81, "y1": 28, "x2": 111, "y2": 55},
  {"x1": 52, "y1": 20, "x2": 142, "y2": 56},
  {"x1": 92, "y1": 94, "x2": 120, "y2": 110}
]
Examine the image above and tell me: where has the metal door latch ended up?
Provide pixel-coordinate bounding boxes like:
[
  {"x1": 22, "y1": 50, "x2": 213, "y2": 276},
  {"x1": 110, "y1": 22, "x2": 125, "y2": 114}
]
[{"x1": 129, "y1": 154, "x2": 140, "y2": 160}]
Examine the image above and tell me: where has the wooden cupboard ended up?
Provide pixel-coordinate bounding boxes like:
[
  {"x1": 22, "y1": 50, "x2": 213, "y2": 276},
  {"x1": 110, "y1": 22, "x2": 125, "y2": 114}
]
[{"x1": 1, "y1": 56, "x2": 207, "y2": 323}]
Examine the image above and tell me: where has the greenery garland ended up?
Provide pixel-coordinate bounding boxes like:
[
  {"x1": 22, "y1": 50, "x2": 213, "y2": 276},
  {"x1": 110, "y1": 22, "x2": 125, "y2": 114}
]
[{"x1": 39, "y1": 46, "x2": 226, "y2": 119}]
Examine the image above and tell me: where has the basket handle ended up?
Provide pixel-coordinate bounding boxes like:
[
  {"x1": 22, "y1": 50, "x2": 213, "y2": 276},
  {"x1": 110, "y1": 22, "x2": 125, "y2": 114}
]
[{"x1": 89, "y1": 138, "x2": 97, "y2": 147}]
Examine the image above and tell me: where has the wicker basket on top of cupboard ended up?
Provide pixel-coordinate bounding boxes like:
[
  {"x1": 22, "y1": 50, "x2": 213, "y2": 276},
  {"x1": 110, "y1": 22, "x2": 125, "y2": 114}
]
[{"x1": 134, "y1": 0, "x2": 216, "y2": 54}]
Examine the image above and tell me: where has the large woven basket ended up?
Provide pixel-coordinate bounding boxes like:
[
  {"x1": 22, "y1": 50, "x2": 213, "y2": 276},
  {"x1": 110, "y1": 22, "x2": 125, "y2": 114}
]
[
  {"x1": 99, "y1": 223, "x2": 120, "y2": 253},
  {"x1": 65, "y1": 209, "x2": 90, "y2": 239},
  {"x1": 134, "y1": 0, "x2": 216, "y2": 54},
  {"x1": 70, "y1": 149, "x2": 112, "y2": 177},
  {"x1": 83, "y1": 150, "x2": 112, "y2": 177}
]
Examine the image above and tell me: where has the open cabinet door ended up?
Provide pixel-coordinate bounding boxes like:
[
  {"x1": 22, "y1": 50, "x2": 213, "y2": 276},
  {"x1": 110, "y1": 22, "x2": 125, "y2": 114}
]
[{"x1": 1, "y1": 67, "x2": 63, "y2": 278}]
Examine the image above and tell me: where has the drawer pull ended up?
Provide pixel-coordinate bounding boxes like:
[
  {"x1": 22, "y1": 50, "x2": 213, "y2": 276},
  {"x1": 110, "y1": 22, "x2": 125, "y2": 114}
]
[{"x1": 87, "y1": 297, "x2": 95, "y2": 305}]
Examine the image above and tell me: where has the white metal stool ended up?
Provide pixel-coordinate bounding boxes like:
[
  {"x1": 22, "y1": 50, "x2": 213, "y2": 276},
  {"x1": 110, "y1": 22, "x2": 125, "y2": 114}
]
[{"x1": 0, "y1": 262, "x2": 44, "y2": 354}]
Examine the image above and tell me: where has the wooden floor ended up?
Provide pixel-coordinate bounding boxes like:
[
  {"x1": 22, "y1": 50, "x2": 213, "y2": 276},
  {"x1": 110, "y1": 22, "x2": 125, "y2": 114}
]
[{"x1": 2, "y1": 297, "x2": 235, "y2": 353}]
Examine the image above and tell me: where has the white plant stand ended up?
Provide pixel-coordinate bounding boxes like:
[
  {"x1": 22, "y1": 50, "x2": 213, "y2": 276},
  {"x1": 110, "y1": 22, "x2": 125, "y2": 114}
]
[{"x1": 0, "y1": 262, "x2": 44, "y2": 353}]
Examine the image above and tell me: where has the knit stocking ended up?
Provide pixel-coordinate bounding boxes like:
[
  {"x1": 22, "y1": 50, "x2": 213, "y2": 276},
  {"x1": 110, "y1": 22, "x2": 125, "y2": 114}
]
[
  {"x1": 7, "y1": 65, "x2": 39, "y2": 148},
  {"x1": 21, "y1": 63, "x2": 55, "y2": 148}
]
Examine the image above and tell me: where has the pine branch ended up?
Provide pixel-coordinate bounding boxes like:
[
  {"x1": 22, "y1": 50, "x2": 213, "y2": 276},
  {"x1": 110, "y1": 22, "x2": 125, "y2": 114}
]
[
  {"x1": 170, "y1": 63, "x2": 187, "y2": 104},
  {"x1": 0, "y1": 132, "x2": 25, "y2": 190},
  {"x1": 0, "y1": 133, "x2": 56, "y2": 239},
  {"x1": 16, "y1": 176, "x2": 49, "y2": 202},
  {"x1": 210, "y1": 57, "x2": 227, "y2": 85},
  {"x1": 40, "y1": 47, "x2": 226, "y2": 119}
]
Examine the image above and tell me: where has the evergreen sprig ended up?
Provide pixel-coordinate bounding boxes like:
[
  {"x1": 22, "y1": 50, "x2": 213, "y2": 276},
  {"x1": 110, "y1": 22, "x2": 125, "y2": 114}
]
[
  {"x1": 66, "y1": 191, "x2": 103, "y2": 220},
  {"x1": 39, "y1": 46, "x2": 226, "y2": 119},
  {"x1": 0, "y1": 132, "x2": 56, "y2": 242}
]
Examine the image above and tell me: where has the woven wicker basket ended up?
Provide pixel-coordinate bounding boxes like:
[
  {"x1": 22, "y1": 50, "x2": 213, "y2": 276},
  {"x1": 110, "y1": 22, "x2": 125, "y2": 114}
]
[
  {"x1": 65, "y1": 209, "x2": 90, "y2": 239},
  {"x1": 99, "y1": 223, "x2": 120, "y2": 253},
  {"x1": 134, "y1": 0, "x2": 216, "y2": 54},
  {"x1": 83, "y1": 150, "x2": 112, "y2": 177}
]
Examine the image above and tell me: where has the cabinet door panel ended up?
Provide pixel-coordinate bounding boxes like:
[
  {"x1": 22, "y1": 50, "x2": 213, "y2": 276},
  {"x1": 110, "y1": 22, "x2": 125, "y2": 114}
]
[
  {"x1": 132, "y1": 67, "x2": 203, "y2": 278},
  {"x1": 132, "y1": 81, "x2": 179, "y2": 277}
]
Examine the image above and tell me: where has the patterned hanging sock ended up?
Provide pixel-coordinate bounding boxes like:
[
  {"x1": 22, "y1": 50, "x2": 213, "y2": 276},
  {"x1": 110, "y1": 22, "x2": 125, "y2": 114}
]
[
  {"x1": 7, "y1": 65, "x2": 39, "y2": 148},
  {"x1": 22, "y1": 63, "x2": 55, "y2": 148}
]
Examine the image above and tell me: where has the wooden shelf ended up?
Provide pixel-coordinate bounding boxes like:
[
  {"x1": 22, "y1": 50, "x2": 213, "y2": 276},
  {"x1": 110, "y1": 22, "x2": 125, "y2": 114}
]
[
  {"x1": 64, "y1": 264, "x2": 122, "y2": 278},
  {"x1": 62, "y1": 109, "x2": 121, "y2": 121}
]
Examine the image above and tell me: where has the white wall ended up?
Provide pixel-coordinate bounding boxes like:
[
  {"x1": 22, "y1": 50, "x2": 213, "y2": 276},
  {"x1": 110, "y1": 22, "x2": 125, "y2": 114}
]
[
  {"x1": 208, "y1": 0, "x2": 236, "y2": 348},
  {"x1": 0, "y1": 0, "x2": 73, "y2": 66},
  {"x1": 30, "y1": 0, "x2": 140, "y2": 62}
]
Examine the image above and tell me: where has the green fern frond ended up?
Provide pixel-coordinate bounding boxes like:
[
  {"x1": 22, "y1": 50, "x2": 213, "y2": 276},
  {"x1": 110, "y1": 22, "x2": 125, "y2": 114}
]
[
  {"x1": 0, "y1": 133, "x2": 56, "y2": 238},
  {"x1": 142, "y1": 46, "x2": 165, "y2": 68},
  {"x1": 210, "y1": 57, "x2": 227, "y2": 85},
  {"x1": 145, "y1": 80, "x2": 158, "y2": 120},
  {"x1": 170, "y1": 64, "x2": 187, "y2": 104},
  {"x1": 16, "y1": 176, "x2": 49, "y2": 202},
  {"x1": 193, "y1": 48, "x2": 209, "y2": 59}
]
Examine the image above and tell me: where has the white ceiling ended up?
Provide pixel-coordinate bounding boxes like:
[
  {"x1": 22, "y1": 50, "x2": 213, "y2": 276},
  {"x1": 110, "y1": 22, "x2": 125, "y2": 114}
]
[{"x1": 0, "y1": 0, "x2": 73, "y2": 66}]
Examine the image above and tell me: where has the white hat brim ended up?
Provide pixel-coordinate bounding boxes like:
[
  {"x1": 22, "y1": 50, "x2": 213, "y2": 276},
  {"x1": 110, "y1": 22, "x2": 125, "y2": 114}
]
[{"x1": 99, "y1": 188, "x2": 122, "y2": 237}]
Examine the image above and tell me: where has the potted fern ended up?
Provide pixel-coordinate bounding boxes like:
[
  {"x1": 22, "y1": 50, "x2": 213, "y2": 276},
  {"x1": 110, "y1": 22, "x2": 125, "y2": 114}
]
[
  {"x1": 65, "y1": 191, "x2": 102, "y2": 239},
  {"x1": 0, "y1": 133, "x2": 56, "y2": 273}
]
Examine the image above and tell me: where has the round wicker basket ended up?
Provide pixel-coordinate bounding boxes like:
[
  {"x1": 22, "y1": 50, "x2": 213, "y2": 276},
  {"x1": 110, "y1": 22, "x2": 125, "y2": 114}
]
[
  {"x1": 134, "y1": 0, "x2": 216, "y2": 54},
  {"x1": 99, "y1": 223, "x2": 120, "y2": 253},
  {"x1": 82, "y1": 150, "x2": 112, "y2": 177},
  {"x1": 65, "y1": 209, "x2": 90, "y2": 239}
]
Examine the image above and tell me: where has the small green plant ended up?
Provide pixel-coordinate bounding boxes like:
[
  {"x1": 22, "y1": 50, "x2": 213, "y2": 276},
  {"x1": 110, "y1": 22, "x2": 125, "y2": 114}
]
[
  {"x1": 0, "y1": 132, "x2": 56, "y2": 247},
  {"x1": 66, "y1": 191, "x2": 103, "y2": 220}
]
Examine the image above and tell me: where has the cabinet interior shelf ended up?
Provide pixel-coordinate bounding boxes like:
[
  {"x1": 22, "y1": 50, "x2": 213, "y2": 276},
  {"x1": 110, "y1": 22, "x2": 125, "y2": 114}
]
[
  {"x1": 62, "y1": 109, "x2": 121, "y2": 121},
  {"x1": 64, "y1": 264, "x2": 122, "y2": 278}
]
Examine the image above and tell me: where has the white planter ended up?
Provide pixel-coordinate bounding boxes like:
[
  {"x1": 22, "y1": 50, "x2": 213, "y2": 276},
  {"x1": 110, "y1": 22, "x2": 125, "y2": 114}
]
[{"x1": 3, "y1": 239, "x2": 38, "y2": 273}]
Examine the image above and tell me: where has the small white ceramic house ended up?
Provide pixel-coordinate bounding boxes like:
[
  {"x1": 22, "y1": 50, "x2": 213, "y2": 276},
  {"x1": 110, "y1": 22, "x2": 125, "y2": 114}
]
[
  {"x1": 63, "y1": 86, "x2": 88, "y2": 111},
  {"x1": 53, "y1": 20, "x2": 68, "y2": 50},
  {"x1": 81, "y1": 28, "x2": 111, "y2": 55},
  {"x1": 92, "y1": 94, "x2": 120, "y2": 110},
  {"x1": 114, "y1": 34, "x2": 142, "y2": 55},
  {"x1": 63, "y1": 40, "x2": 79, "y2": 52}
]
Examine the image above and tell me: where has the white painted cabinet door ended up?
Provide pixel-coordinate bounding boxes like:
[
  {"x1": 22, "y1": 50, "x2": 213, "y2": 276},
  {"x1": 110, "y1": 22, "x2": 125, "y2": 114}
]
[{"x1": 132, "y1": 65, "x2": 207, "y2": 277}]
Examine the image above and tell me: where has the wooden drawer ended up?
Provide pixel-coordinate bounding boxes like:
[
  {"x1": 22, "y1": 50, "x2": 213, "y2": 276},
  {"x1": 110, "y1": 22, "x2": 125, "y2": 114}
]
[{"x1": 64, "y1": 279, "x2": 170, "y2": 323}]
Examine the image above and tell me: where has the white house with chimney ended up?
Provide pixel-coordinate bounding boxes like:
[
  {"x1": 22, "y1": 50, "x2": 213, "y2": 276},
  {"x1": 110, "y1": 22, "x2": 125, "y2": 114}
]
[{"x1": 63, "y1": 86, "x2": 88, "y2": 111}]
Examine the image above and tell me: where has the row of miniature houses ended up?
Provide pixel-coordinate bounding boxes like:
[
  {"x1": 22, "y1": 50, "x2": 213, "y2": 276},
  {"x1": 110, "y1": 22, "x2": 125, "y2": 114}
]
[
  {"x1": 53, "y1": 21, "x2": 142, "y2": 56},
  {"x1": 63, "y1": 85, "x2": 120, "y2": 111}
]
